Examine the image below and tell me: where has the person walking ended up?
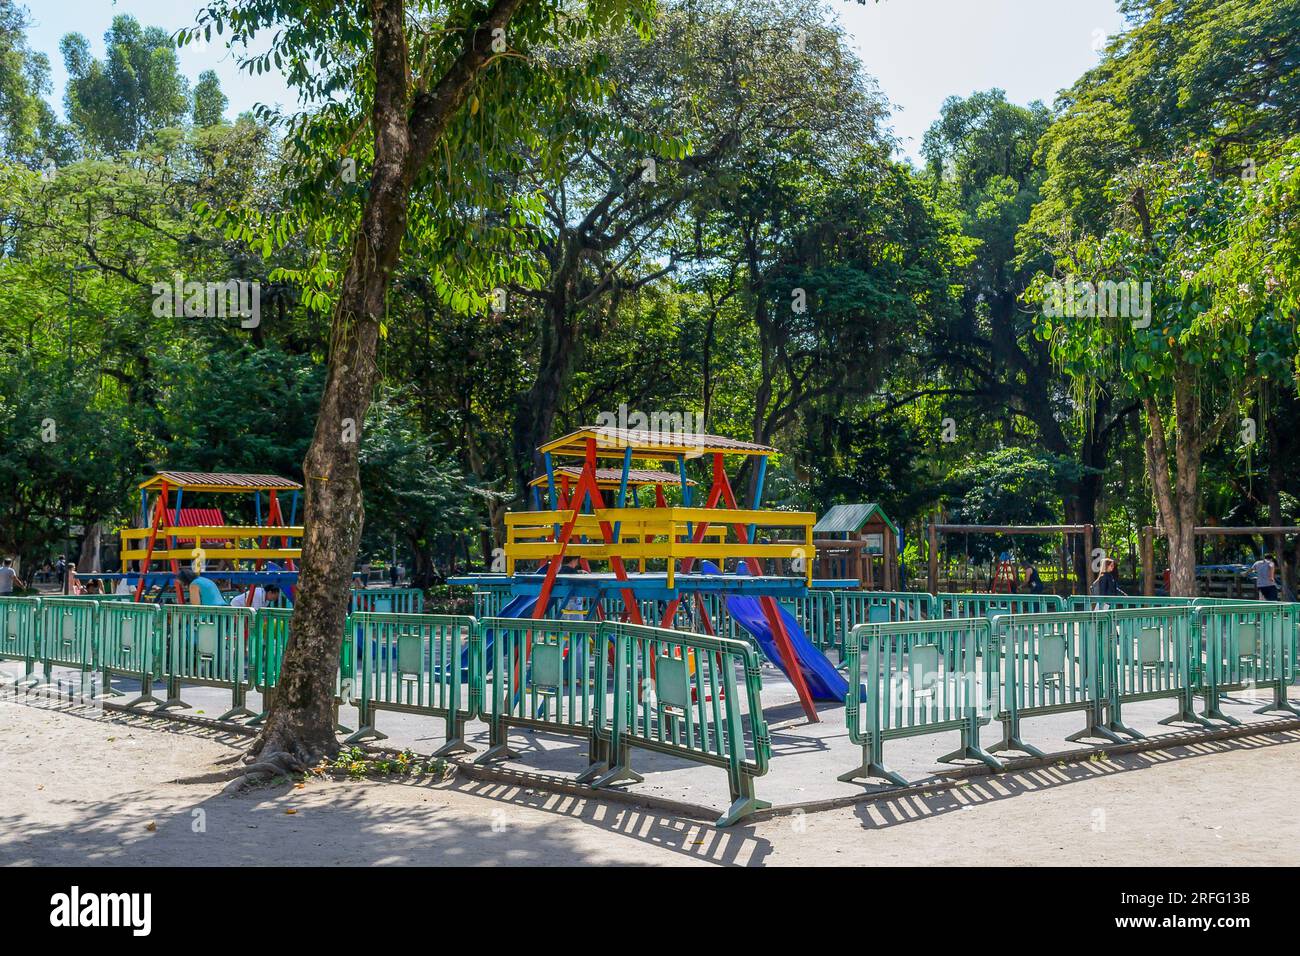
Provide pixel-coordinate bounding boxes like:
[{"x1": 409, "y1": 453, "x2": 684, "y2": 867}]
[
  {"x1": 1090, "y1": 557, "x2": 1121, "y2": 596},
  {"x1": 1251, "y1": 553, "x2": 1279, "y2": 601},
  {"x1": 0, "y1": 558, "x2": 25, "y2": 595}
]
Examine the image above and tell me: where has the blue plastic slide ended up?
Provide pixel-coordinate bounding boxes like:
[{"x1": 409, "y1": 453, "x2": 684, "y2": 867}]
[
  {"x1": 471, "y1": 592, "x2": 540, "y2": 674},
  {"x1": 701, "y1": 561, "x2": 847, "y2": 702}
]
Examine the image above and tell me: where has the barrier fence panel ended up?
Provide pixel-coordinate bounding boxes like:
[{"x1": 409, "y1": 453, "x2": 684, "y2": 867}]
[
  {"x1": 839, "y1": 618, "x2": 1000, "y2": 787},
  {"x1": 837, "y1": 591, "x2": 934, "y2": 660},
  {"x1": 595, "y1": 622, "x2": 771, "y2": 828},
  {"x1": 939, "y1": 593, "x2": 1064, "y2": 620},
  {"x1": 1197, "y1": 603, "x2": 1298, "y2": 723},
  {"x1": 0, "y1": 596, "x2": 41, "y2": 686},
  {"x1": 248, "y1": 606, "x2": 293, "y2": 726},
  {"x1": 476, "y1": 616, "x2": 615, "y2": 771},
  {"x1": 350, "y1": 587, "x2": 425, "y2": 615},
  {"x1": 474, "y1": 590, "x2": 511, "y2": 620},
  {"x1": 989, "y1": 611, "x2": 1119, "y2": 757},
  {"x1": 344, "y1": 612, "x2": 475, "y2": 757},
  {"x1": 36, "y1": 597, "x2": 99, "y2": 687},
  {"x1": 1068, "y1": 595, "x2": 1195, "y2": 613},
  {"x1": 781, "y1": 590, "x2": 838, "y2": 652},
  {"x1": 161, "y1": 605, "x2": 256, "y2": 721},
  {"x1": 97, "y1": 600, "x2": 165, "y2": 708},
  {"x1": 1107, "y1": 606, "x2": 1205, "y2": 732},
  {"x1": 248, "y1": 607, "x2": 357, "y2": 733}
]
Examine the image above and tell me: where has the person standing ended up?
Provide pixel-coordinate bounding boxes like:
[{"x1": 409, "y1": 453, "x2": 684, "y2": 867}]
[
  {"x1": 1251, "y1": 553, "x2": 1279, "y2": 601},
  {"x1": 0, "y1": 558, "x2": 25, "y2": 595}
]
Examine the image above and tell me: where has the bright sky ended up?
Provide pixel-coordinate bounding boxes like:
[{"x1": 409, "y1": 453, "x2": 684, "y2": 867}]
[{"x1": 24, "y1": 0, "x2": 1126, "y2": 165}]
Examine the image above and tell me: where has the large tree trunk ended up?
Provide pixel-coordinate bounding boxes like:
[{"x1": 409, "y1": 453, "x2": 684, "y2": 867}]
[
  {"x1": 1143, "y1": 374, "x2": 1201, "y2": 597},
  {"x1": 514, "y1": 294, "x2": 578, "y2": 491},
  {"x1": 245, "y1": 0, "x2": 526, "y2": 775}
]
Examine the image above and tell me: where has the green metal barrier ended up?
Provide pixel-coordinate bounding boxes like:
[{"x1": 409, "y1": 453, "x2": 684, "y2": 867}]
[
  {"x1": 1106, "y1": 606, "x2": 1205, "y2": 731},
  {"x1": 779, "y1": 590, "x2": 838, "y2": 651},
  {"x1": 247, "y1": 606, "x2": 292, "y2": 726},
  {"x1": 939, "y1": 592, "x2": 1064, "y2": 619},
  {"x1": 477, "y1": 616, "x2": 618, "y2": 771},
  {"x1": 0, "y1": 596, "x2": 41, "y2": 686},
  {"x1": 247, "y1": 607, "x2": 356, "y2": 732},
  {"x1": 474, "y1": 590, "x2": 510, "y2": 619},
  {"x1": 161, "y1": 604, "x2": 256, "y2": 721},
  {"x1": 36, "y1": 597, "x2": 99, "y2": 686},
  {"x1": 1196, "y1": 602, "x2": 1298, "y2": 723},
  {"x1": 1068, "y1": 595, "x2": 1195, "y2": 612},
  {"x1": 344, "y1": 612, "x2": 475, "y2": 756},
  {"x1": 350, "y1": 587, "x2": 425, "y2": 615},
  {"x1": 96, "y1": 600, "x2": 165, "y2": 708},
  {"x1": 837, "y1": 590, "x2": 934, "y2": 659},
  {"x1": 988, "y1": 611, "x2": 1118, "y2": 757},
  {"x1": 596, "y1": 622, "x2": 771, "y2": 828},
  {"x1": 839, "y1": 618, "x2": 1001, "y2": 787}
]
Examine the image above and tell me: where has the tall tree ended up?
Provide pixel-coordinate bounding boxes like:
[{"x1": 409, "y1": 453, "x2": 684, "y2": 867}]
[
  {"x1": 62, "y1": 16, "x2": 191, "y2": 154},
  {"x1": 190, "y1": 0, "x2": 656, "y2": 779}
]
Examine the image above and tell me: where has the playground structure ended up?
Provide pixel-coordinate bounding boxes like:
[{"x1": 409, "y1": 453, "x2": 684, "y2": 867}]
[
  {"x1": 926, "y1": 521, "x2": 1094, "y2": 595},
  {"x1": 810, "y1": 503, "x2": 900, "y2": 590},
  {"x1": 464, "y1": 425, "x2": 848, "y2": 723},
  {"x1": 110, "y1": 471, "x2": 304, "y2": 603}
]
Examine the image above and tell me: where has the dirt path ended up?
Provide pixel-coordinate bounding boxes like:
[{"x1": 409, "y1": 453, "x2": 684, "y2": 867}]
[{"x1": 2, "y1": 700, "x2": 1296, "y2": 866}]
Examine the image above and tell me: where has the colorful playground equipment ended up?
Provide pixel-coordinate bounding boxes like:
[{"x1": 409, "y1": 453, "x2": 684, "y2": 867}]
[
  {"x1": 457, "y1": 425, "x2": 849, "y2": 721},
  {"x1": 112, "y1": 471, "x2": 304, "y2": 602}
]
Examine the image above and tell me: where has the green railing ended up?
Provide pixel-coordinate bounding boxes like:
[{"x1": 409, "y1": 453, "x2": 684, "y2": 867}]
[
  {"x1": 780, "y1": 591, "x2": 838, "y2": 651},
  {"x1": 350, "y1": 587, "x2": 425, "y2": 615},
  {"x1": 988, "y1": 611, "x2": 1114, "y2": 757},
  {"x1": 96, "y1": 600, "x2": 165, "y2": 708},
  {"x1": 1106, "y1": 606, "x2": 1203, "y2": 731},
  {"x1": 37, "y1": 597, "x2": 100, "y2": 685},
  {"x1": 10, "y1": 594, "x2": 1296, "y2": 828},
  {"x1": 1067, "y1": 594, "x2": 1195, "y2": 612},
  {"x1": 596, "y1": 622, "x2": 771, "y2": 827},
  {"x1": 477, "y1": 616, "x2": 615, "y2": 769},
  {"x1": 344, "y1": 611, "x2": 475, "y2": 757},
  {"x1": 939, "y1": 592, "x2": 1064, "y2": 619},
  {"x1": 839, "y1": 618, "x2": 1001, "y2": 787},
  {"x1": 0, "y1": 595, "x2": 42, "y2": 686},
  {"x1": 161, "y1": 604, "x2": 256, "y2": 721},
  {"x1": 1196, "y1": 602, "x2": 1298, "y2": 723}
]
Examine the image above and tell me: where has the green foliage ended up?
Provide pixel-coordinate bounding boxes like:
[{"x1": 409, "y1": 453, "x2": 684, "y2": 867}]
[
  {"x1": 191, "y1": 70, "x2": 228, "y2": 128},
  {"x1": 62, "y1": 15, "x2": 193, "y2": 155},
  {"x1": 0, "y1": 0, "x2": 64, "y2": 164},
  {"x1": 945, "y1": 448, "x2": 1083, "y2": 561}
]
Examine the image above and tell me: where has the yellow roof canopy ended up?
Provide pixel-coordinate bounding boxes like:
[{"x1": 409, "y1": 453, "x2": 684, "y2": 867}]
[
  {"x1": 540, "y1": 426, "x2": 774, "y2": 461},
  {"x1": 139, "y1": 471, "x2": 303, "y2": 493},
  {"x1": 528, "y1": 467, "x2": 697, "y2": 489}
]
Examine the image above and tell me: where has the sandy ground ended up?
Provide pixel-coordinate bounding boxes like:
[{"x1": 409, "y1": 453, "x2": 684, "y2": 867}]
[{"x1": 2, "y1": 697, "x2": 1298, "y2": 866}]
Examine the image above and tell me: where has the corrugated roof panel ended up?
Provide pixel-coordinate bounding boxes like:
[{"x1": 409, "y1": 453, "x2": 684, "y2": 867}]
[
  {"x1": 813, "y1": 503, "x2": 897, "y2": 535},
  {"x1": 140, "y1": 471, "x2": 302, "y2": 491},
  {"x1": 539, "y1": 426, "x2": 775, "y2": 460}
]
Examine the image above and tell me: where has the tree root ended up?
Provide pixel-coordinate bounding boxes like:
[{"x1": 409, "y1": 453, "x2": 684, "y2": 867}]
[{"x1": 224, "y1": 748, "x2": 314, "y2": 794}]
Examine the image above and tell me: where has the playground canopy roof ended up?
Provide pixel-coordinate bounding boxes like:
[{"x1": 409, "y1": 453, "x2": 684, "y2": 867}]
[
  {"x1": 814, "y1": 503, "x2": 898, "y2": 536},
  {"x1": 528, "y1": 466, "x2": 697, "y2": 489},
  {"x1": 539, "y1": 426, "x2": 775, "y2": 461},
  {"x1": 139, "y1": 471, "x2": 303, "y2": 493}
]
